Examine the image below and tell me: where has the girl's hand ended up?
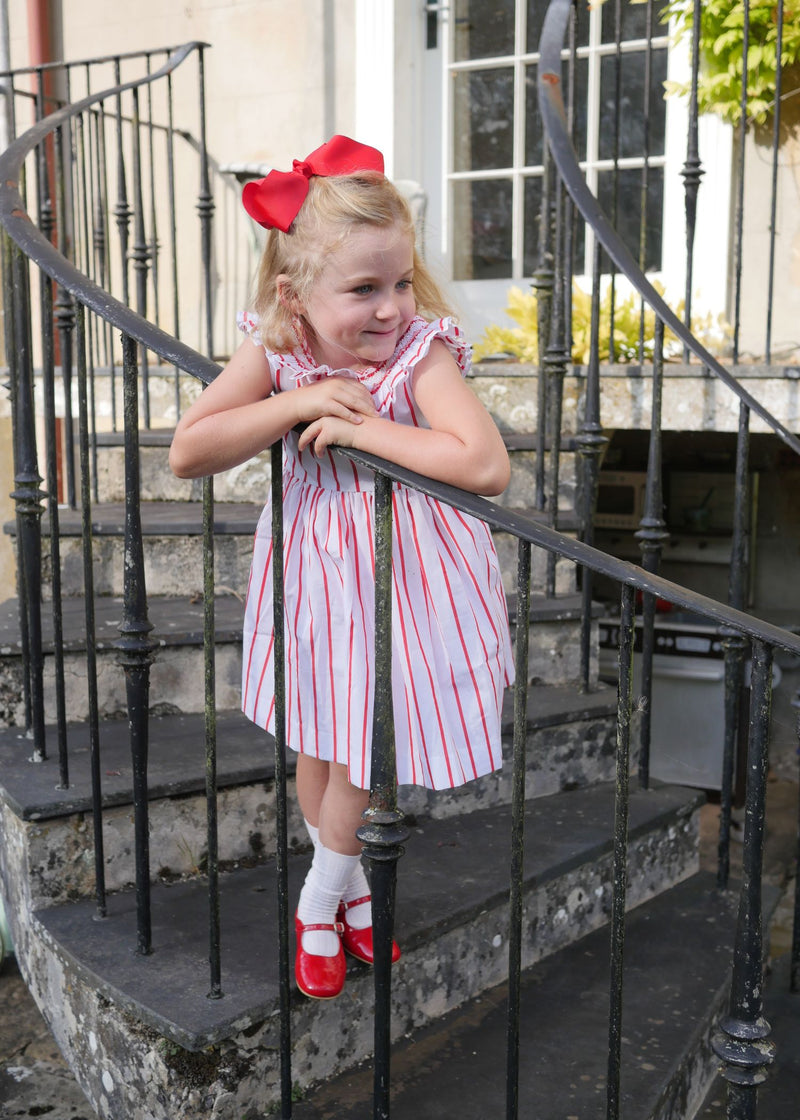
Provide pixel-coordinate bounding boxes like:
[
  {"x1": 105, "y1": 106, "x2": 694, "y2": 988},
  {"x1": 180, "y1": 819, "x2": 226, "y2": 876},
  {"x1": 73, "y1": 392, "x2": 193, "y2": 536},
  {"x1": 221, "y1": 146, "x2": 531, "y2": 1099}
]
[
  {"x1": 297, "y1": 414, "x2": 360, "y2": 457},
  {"x1": 294, "y1": 376, "x2": 376, "y2": 425}
]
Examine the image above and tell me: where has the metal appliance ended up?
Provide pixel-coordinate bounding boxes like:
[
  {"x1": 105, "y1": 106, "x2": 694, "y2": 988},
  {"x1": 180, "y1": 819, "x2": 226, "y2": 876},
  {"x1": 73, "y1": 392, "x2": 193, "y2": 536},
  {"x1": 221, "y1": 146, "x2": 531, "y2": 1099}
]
[{"x1": 597, "y1": 612, "x2": 774, "y2": 791}]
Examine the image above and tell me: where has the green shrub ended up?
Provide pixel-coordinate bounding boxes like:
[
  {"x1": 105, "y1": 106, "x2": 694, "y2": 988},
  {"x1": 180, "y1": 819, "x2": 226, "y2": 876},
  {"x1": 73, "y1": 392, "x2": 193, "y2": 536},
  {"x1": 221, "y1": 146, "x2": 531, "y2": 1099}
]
[
  {"x1": 663, "y1": 0, "x2": 800, "y2": 128},
  {"x1": 473, "y1": 283, "x2": 730, "y2": 365}
]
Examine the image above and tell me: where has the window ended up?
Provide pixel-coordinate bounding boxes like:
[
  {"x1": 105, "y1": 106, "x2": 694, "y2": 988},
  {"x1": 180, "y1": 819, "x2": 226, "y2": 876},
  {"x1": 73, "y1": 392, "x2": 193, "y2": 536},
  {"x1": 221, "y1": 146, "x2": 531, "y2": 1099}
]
[{"x1": 446, "y1": 0, "x2": 670, "y2": 281}]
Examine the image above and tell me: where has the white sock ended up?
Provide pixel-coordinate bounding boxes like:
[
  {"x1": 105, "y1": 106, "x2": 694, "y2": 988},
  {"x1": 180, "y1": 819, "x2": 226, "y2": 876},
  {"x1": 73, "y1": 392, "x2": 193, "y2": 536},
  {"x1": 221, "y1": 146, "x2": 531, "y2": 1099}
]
[
  {"x1": 297, "y1": 843, "x2": 361, "y2": 956},
  {"x1": 305, "y1": 818, "x2": 371, "y2": 929},
  {"x1": 341, "y1": 862, "x2": 372, "y2": 930}
]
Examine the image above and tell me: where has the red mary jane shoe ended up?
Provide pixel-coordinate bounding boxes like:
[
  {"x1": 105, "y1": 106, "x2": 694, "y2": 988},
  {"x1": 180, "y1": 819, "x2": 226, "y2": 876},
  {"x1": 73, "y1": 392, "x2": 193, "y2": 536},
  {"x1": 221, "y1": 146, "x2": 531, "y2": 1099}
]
[
  {"x1": 336, "y1": 896, "x2": 401, "y2": 965},
  {"x1": 294, "y1": 914, "x2": 346, "y2": 1000}
]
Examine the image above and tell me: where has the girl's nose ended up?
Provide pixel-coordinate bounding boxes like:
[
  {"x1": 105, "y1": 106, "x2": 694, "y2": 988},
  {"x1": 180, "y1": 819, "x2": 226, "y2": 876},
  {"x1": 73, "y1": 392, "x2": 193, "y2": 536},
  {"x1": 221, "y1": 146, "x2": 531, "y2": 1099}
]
[{"x1": 375, "y1": 292, "x2": 398, "y2": 320}]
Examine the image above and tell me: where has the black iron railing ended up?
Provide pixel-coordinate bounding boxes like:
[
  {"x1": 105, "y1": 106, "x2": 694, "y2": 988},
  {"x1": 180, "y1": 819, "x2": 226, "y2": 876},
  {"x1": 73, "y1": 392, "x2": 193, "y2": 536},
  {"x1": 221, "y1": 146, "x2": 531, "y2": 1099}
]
[{"x1": 0, "y1": 9, "x2": 798, "y2": 1119}]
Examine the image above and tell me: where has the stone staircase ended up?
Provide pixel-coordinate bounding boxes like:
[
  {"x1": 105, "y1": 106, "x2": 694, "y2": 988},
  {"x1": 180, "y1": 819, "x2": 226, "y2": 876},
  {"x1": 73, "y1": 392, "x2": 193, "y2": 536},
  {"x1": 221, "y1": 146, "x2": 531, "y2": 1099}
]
[{"x1": 0, "y1": 397, "x2": 728, "y2": 1119}]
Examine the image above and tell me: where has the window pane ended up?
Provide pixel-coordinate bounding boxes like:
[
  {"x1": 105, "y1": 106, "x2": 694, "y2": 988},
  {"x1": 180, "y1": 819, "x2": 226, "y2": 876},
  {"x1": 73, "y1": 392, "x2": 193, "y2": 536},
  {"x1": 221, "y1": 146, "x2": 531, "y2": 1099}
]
[
  {"x1": 529, "y1": 0, "x2": 590, "y2": 52},
  {"x1": 596, "y1": 166, "x2": 664, "y2": 272},
  {"x1": 454, "y1": 0, "x2": 515, "y2": 61},
  {"x1": 453, "y1": 68, "x2": 514, "y2": 172},
  {"x1": 523, "y1": 176, "x2": 542, "y2": 276},
  {"x1": 601, "y1": 0, "x2": 665, "y2": 43},
  {"x1": 566, "y1": 54, "x2": 589, "y2": 162},
  {"x1": 598, "y1": 48, "x2": 668, "y2": 160},
  {"x1": 524, "y1": 64, "x2": 544, "y2": 167},
  {"x1": 452, "y1": 178, "x2": 513, "y2": 280}
]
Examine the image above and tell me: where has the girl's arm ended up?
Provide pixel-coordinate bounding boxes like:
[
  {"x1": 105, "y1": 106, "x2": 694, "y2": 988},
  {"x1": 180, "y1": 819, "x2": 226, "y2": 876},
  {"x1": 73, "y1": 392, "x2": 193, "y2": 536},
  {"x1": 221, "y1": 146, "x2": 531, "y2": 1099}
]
[
  {"x1": 297, "y1": 340, "x2": 510, "y2": 496},
  {"x1": 169, "y1": 339, "x2": 376, "y2": 479}
]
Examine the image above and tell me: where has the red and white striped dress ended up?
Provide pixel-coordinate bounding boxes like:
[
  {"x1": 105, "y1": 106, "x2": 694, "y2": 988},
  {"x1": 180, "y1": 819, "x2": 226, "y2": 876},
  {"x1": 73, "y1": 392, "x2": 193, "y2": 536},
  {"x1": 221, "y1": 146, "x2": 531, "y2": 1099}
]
[{"x1": 239, "y1": 312, "x2": 514, "y2": 790}]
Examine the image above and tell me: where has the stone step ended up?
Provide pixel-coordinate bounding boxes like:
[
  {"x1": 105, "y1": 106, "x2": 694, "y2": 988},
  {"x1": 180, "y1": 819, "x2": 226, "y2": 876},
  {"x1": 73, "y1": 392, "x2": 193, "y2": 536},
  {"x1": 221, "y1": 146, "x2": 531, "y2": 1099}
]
[
  {"x1": 16, "y1": 780, "x2": 704, "y2": 1118},
  {"x1": 10, "y1": 495, "x2": 581, "y2": 597},
  {"x1": 0, "y1": 589, "x2": 603, "y2": 728},
  {"x1": 292, "y1": 871, "x2": 777, "y2": 1120},
  {"x1": 87, "y1": 427, "x2": 576, "y2": 508},
  {"x1": 0, "y1": 681, "x2": 618, "y2": 905}
]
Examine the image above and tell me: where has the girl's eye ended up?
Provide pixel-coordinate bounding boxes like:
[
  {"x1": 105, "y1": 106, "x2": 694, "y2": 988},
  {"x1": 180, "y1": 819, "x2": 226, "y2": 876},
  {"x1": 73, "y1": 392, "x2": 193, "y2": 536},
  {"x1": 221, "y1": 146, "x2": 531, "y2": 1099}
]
[
  {"x1": 353, "y1": 284, "x2": 373, "y2": 295},
  {"x1": 397, "y1": 279, "x2": 413, "y2": 291}
]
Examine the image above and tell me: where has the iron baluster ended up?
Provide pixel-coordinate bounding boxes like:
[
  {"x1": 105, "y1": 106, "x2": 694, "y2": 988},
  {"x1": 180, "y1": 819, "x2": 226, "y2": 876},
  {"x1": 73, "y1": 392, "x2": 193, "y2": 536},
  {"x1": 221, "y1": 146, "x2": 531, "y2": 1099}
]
[
  {"x1": 532, "y1": 144, "x2": 553, "y2": 514},
  {"x1": 788, "y1": 698, "x2": 793, "y2": 990},
  {"x1": 681, "y1": 0, "x2": 704, "y2": 362},
  {"x1": 115, "y1": 331, "x2": 157, "y2": 954},
  {"x1": 196, "y1": 45, "x2": 215, "y2": 362},
  {"x1": 719, "y1": 402, "x2": 752, "y2": 884},
  {"x1": 113, "y1": 58, "x2": 131, "y2": 308},
  {"x1": 607, "y1": 581, "x2": 635, "y2": 1120},
  {"x1": 731, "y1": 0, "x2": 750, "y2": 366},
  {"x1": 2, "y1": 228, "x2": 33, "y2": 736},
  {"x1": 506, "y1": 538, "x2": 531, "y2": 1120},
  {"x1": 129, "y1": 88, "x2": 151, "y2": 427},
  {"x1": 634, "y1": 317, "x2": 668, "y2": 788},
  {"x1": 764, "y1": 0, "x2": 784, "y2": 363},
  {"x1": 38, "y1": 221, "x2": 69, "y2": 787},
  {"x1": 577, "y1": 230, "x2": 607, "y2": 692},
  {"x1": 53, "y1": 113, "x2": 77, "y2": 510},
  {"x1": 166, "y1": 70, "x2": 181, "y2": 417},
  {"x1": 637, "y1": 0, "x2": 654, "y2": 361},
  {"x1": 544, "y1": 170, "x2": 568, "y2": 597},
  {"x1": 204, "y1": 472, "x2": 222, "y2": 999},
  {"x1": 788, "y1": 707, "x2": 793, "y2": 990},
  {"x1": 578, "y1": 232, "x2": 605, "y2": 691},
  {"x1": 271, "y1": 441, "x2": 293, "y2": 1119},
  {"x1": 9, "y1": 238, "x2": 46, "y2": 760},
  {"x1": 145, "y1": 55, "x2": 162, "y2": 333},
  {"x1": 607, "y1": 0, "x2": 623, "y2": 363},
  {"x1": 356, "y1": 471, "x2": 409, "y2": 1120},
  {"x1": 34, "y1": 71, "x2": 69, "y2": 786},
  {"x1": 712, "y1": 640, "x2": 776, "y2": 1117},
  {"x1": 75, "y1": 303, "x2": 106, "y2": 916}
]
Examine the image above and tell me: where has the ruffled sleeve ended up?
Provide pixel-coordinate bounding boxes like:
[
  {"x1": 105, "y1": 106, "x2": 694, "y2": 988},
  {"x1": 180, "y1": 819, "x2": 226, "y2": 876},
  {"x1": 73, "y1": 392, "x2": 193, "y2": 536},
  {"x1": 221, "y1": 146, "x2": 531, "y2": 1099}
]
[
  {"x1": 393, "y1": 316, "x2": 472, "y2": 379},
  {"x1": 237, "y1": 310, "x2": 264, "y2": 347}
]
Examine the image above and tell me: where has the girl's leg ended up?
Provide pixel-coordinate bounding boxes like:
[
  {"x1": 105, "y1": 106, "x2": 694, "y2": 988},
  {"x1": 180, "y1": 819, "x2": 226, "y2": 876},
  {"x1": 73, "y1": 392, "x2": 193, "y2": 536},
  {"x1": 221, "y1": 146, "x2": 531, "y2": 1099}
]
[
  {"x1": 295, "y1": 755, "x2": 370, "y2": 915},
  {"x1": 297, "y1": 762, "x2": 369, "y2": 956},
  {"x1": 295, "y1": 752, "x2": 330, "y2": 831}
]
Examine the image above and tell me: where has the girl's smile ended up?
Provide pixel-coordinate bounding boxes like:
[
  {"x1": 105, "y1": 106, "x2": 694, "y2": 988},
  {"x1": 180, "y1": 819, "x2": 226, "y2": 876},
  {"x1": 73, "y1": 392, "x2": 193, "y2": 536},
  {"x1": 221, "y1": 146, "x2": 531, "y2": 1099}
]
[{"x1": 296, "y1": 224, "x2": 416, "y2": 369}]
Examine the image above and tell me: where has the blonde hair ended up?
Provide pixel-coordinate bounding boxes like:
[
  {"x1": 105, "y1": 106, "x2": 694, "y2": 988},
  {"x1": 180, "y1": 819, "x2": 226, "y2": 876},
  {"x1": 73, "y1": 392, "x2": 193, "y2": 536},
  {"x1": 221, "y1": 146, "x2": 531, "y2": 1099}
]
[{"x1": 252, "y1": 172, "x2": 454, "y2": 351}]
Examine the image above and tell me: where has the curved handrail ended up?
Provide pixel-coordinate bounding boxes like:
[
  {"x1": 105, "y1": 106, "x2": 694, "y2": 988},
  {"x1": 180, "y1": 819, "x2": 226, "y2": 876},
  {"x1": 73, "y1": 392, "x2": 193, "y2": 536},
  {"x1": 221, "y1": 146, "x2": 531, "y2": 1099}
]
[
  {"x1": 0, "y1": 41, "x2": 220, "y2": 387},
  {"x1": 536, "y1": 0, "x2": 800, "y2": 459}
]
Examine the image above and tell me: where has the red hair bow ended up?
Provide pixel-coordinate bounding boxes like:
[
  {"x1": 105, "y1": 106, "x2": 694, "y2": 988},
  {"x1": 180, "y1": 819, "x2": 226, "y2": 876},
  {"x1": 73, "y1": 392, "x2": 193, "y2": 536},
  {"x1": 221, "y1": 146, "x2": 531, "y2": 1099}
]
[{"x1": 242, "y1": 135, "x2": 385, "y2": 232}]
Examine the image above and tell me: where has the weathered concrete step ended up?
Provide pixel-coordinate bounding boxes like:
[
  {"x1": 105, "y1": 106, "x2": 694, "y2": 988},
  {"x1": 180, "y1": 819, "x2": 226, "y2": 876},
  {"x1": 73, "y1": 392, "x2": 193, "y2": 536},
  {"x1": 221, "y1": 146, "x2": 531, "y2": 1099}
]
[
  {"x1": 0, "y1": 588, "x2": 603, "y2": 728},
  {"x1": 0, "y1": 593, "x2": 247, "y2": 727},
  {"x1": 88, "y1": 427, "x2": 574, "y2": 507},
  {"x1": 0, "y1": 682, "x2": 618, "y2": 905},
  {"x1": 34, "y1": 500, "x2": 260, "y2": 597},
  {"x1": 22, "y1": 781, "x2": 703, "y2": 1118},
  {"x1": 293, "y1": 870, "x2": 769, "y2": 1120}
]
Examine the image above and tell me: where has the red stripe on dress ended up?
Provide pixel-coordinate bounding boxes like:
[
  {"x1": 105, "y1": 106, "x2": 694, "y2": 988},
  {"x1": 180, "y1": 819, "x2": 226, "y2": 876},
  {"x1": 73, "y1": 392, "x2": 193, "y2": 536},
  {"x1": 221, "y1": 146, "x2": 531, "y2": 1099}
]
[
  {"x1": 352, "y1": 495, "x2": 373, "y2": 788},
  {"x1": 403, "y1": 502, "x2": 477, "y2": 780},
  {"x1": 242, "y1": 537, "x2": 273, "y2": 714},
  {"x1": 392, "y1": 500, "x2": 450, "y2": 786},
  {"x1": 424, "y1": 507, "x2": 497, "y2": 776}
]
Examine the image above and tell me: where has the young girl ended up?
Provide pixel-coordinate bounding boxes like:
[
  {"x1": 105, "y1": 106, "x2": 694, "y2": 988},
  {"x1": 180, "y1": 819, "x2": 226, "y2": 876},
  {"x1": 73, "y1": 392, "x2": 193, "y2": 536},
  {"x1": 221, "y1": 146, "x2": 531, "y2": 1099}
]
[{"x1": 169, "y1": 135, "x2": 514, "y2": 1000}]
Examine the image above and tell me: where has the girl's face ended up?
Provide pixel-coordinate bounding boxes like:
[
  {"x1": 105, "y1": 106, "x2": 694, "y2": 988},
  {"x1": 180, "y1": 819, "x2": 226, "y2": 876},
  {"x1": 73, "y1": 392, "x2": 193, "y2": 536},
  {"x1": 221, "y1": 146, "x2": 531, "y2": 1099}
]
[{"x1": 294, "y1": 223, "x2": 416, "y2": 369}]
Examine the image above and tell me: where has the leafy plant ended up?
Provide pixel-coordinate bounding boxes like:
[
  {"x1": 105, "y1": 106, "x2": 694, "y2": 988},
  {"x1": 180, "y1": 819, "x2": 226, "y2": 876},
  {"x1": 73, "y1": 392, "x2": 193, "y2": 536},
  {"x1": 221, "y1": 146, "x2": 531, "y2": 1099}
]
[
  {"x1": 662, "y1": 0, "x2": 800, "y2": 128},
  {"x1": 473, "y1": 283, "x2": 730, "y2": 365}
]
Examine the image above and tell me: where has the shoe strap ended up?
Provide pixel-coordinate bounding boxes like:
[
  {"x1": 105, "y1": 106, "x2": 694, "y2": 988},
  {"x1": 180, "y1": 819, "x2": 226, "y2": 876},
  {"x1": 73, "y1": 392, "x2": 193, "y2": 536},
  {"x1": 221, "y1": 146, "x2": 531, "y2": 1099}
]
[
  {"x1": 340, "y1": 894, "x2": 371, "y2": 912},
  {"x1": 299, "y1": 920, "x2": 345, "y2": 934}
]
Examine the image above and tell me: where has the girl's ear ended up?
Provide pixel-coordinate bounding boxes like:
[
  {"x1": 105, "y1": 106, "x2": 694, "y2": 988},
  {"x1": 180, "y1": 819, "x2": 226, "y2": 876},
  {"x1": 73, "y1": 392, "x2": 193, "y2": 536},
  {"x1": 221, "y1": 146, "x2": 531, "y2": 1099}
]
[{"x1": 276, "y1": 274, "x2": 302, "y2": 314}]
